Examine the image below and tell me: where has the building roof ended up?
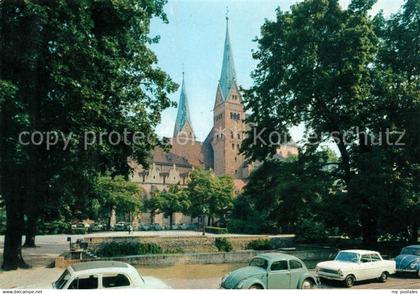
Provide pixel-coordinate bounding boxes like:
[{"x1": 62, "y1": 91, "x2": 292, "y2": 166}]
[
  {"x1": 219, "y1": 16, "x2": 237, "y2": 100},
  {"x1": 173, "y1": 73, "x2": 194, "y2": 137},
  {"x1": 152, "y1": 147, "x2": 192, "y2": 168}
]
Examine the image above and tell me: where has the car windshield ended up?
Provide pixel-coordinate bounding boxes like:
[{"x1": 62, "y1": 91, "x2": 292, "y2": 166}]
[
  {"x1": 335, "y1": 252, "x2": 359, "y2": 263},
  {"x1": 54, "y1": 269, "x2": 71, "y2": 289},
  {"x1": 401, "y1": 248, "x2": 420, "y2": 256},
  {"x1": 249, "y1": 258, "x2": 268, "y2": 269}
]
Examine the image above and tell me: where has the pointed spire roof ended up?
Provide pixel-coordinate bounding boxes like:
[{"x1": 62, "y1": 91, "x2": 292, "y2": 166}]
[
  {"x1": 173, "y1": 72, "x2": 194, "y2": 137},
  {"x1": 219, "y1": 11, "x2": 237, "y2": 100}
]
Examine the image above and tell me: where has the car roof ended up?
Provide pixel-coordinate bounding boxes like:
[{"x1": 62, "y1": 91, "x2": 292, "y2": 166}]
[
  {"x1": 256, "y1": 252, "x2": 301, "y2": 261},
  {"x1": 70, "y1": 261, "x2": 130, "y2": 273},
  {"x1": 404, "y1": 245, "x2": 420, "y2": 249},
  {"x1": 339, "y1": 249, "x2": 379, "y2": 255}
]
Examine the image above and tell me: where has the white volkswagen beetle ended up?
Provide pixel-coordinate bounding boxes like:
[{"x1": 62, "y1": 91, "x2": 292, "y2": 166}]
[
  {"x1": 316, "y1": 250, "x2": 396, "y2": 287},
  {"x1": 53, "y1": 261, "x2": 170, "y2": 289}
]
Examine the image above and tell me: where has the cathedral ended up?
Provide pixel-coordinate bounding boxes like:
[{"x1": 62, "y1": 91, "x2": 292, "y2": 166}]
[{"x1": 129, "y1": 16, "x2": 298, "y2": 226}]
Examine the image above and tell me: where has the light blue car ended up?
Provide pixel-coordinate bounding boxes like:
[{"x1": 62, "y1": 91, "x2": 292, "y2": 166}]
[
  {"x1": 395, "y1": 245, "x2": 420, "y2": 277},
  {"x1": 220, "y1": 253, "x2": 318, "y2": 289}
]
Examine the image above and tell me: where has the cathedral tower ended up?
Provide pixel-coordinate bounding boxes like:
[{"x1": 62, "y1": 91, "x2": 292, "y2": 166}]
[
  {"x1": 211, "y1": 14, "x2": 246, "y2": 178},
  {"x1": 173, "y1": 73, "x2": 195, "y2": 140}
]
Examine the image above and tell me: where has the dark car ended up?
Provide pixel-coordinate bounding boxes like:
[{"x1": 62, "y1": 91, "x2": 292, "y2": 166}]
[{"x1": 395, "y1": 245, "x2": 420, "y2": 277}]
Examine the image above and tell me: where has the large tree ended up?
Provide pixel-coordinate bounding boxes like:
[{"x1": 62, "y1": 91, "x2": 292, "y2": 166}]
[
  {"x1": 159, "y1": 185, "x2": 189, "y2": 229},
  {"x1": 0, "y1": 0, "x2": 176, "y2": 269},
  {"x1": 186, "y1": 168, "x2": 234, "y2": 226},
  {"x1": 90, "y1": 176, "x2": 143, "y2": 230},
  {"x1": 242, "y1": 0, "x2": 419, "y2": 245}
]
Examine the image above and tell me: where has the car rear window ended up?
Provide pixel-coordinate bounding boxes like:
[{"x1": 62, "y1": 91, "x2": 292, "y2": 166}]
[{"x1": 103, "y1": 274, "x2": 131, "y2": 288}]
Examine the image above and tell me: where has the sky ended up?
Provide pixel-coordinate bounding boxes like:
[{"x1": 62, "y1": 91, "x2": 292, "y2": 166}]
[{"x1": 150, "y1": 0, "x2": 405, "y2": 143}]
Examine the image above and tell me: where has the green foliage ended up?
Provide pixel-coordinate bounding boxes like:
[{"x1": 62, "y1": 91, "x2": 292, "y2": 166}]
[
  {"x1": 187, "y1": 168, "x2": 234, "y2": 224},
  {"x1": 163, "y1": 247, "x2": 185, "y2": 254},
  {"x1": 205, "y1": 226, "x2": 228, "y2": 234},
  {"x1": 294, "y1": 218, "x2": 329, "y2": 243},
  {"x1": 90, "y1": 176, "x2": 143, "y2": 227},
  {"x1": 143, "y1": 190, "x2": 163, "y2": 223},
  {"x1": 240, "y1": 0, "x2": 419, "y2": 244},
  {"x1": 214, "y1": 237, "x2": 233, "y2": 252},
  {"x1": 0, "y1": 209, "x2": 6, "y2": 235},
  {"x1": 95, "y1": 241, "x2": 162, "y2": 257},
  {"x1": 229, "y1": 150, "x2": 337, "y2": 235},
  {"x1": 246, "y1": 239, "x2": 273, "y2": 251},
  {"x1": 0, "y1": 0, "x2": 176, "y2": 267},
  {"x1": 37, "y1": 219, "x2": 70, "y2": 235},
  {"x1": 159, "y1": 185, "x2": 190, "y2": 229},
  {"x1": 71, "y1": 227, "x2": 88, "y2": 235}
]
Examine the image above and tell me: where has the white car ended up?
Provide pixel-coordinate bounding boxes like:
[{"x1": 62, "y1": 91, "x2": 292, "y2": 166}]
[
  {"x1": 53, "y1": 261, "x2": 170, "y2": 289},
  {"x1": 316, "y1": 250, "x2": 396, "y2": 287}
]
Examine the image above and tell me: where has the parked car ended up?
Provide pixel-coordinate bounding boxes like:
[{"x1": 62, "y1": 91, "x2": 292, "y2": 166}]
[
  {"x1": 316, "y1": 250, "x2": 396, "y2": 287},
  {"x1": 150, "y1": 223, "x2": 162, "y2": 231},
  {"x1": 220, "y1": 253, "x2": 318, "y2": 289},
  {"x1": 89, "y1": 223, "x2": 104, "y2": 232},
  {"x1": 395, "y1": 245, "x2": 420, "y2": 277},
  {"x1": 138, "y1": 224, "x2": 150, "y2": 231},
  {"x1": 71, "y1": 223, "x2": 89, "y2": 234},
  {"x1": 113, "y1": 222, "x2": 128, "y2": 231},
  {"x1": 52, "y1": 261, "x2": 170, "y2": 289}
]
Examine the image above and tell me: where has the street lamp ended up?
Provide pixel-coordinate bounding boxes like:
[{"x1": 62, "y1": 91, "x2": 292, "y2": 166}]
[{"x1": 202, "y1": 207, "x2": 207, "y2": 236}]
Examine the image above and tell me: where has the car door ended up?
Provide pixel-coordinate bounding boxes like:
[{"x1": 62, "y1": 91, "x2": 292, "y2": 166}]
[
  {"x1": 267, "y1": 260, "x2": 290, "y2": 289},
  {"x1": 289, "y1": 260, "x2": 305, "y2": 289},
  {"x1": 359, "y1": 254, "x2": 375, "y2": 280},
  {"x1": 369, "y1": 254, "x2": 383, "y2": 278},
  {"x1": 67, "y1": 274, "x2": 99, "y2": 289}
]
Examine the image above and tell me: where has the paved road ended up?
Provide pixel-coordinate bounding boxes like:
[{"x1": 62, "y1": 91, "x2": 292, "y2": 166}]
[
  {"x1": 139, "y1": 263, "x2": 419, "y2": 289},
  {"x1": 0, "y1": 233, "x2": 418, "y2": 289},
  {"x1": 0, "y1": 263, "x2": 418, "y2": 289}
]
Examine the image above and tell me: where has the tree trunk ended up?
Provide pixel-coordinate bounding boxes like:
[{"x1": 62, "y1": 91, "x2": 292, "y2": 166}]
[
  {"x1": 411, "y1": 221, "x2": 418, "y2": 243},
  {"x1": 207, "y1": 215, "x2": 211, "y2": 226},
  {"x1": 360, "y1": 208, "x2": 378, "y2": 247},
  {"x1": 2, "y1": 200, "x2": 30, "y2": 270},
  {"x1": 150, "y1": 212, "x2": 155, "y2": 224},
  {"x1": 23, "y1": 213, "x2": 38, "y2": 248},
  {"x1": 169, "y1": 214, "x2": 173, "y2": 230}
]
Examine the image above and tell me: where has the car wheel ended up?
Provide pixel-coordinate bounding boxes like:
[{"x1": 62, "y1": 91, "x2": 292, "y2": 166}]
[
  {"x1": 344, "y1": 275, "x2": 355, "y2": 288},
  {"x1": 417, "y1": 270, "x2": 420, "y2": 278},
  {"x1": 378, "y1": 272, "x2": 388, "y2": 283},
  {"x1": 249, "y1": 284, "x2": 263, "y2": 289},
  {"x1": 301, "y1": 279, "x2": 315, "y2": 289}
]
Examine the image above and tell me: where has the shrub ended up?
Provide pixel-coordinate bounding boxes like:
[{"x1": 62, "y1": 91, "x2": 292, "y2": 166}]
[
  {"x1": 95, "y1": 241, "x2": 162, "y2": 257},
  {"x1": 38, "y1": 220, "x2": 70, "y2": 235},
  {"x1": 246, "y1": 239, "x2": 272, "y2": 250},
  {"x1": 294, "y1": 218, "x2": 329, "y2": 243},
  {"x1": 164, "y1": 247, "x2": 185, "y2": 254},
  {"x1": 205, "y1": 226, "x2": 228, "y2": 234},
  {"x1": 214, "y1": 237, "x2": 233, "y2": 252}
]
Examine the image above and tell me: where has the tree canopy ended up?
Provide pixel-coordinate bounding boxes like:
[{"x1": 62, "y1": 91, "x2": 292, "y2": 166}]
[
  {"x1": 0, "y1": 0, "x2": 176, "y2": 269},
  {"x1": 241, "y1": 0, "x2": 419, "y2": 244}
]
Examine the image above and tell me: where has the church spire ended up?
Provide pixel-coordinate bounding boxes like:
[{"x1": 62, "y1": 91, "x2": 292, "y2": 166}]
[
  {"x1": 219, "y1": 8, "x2": 237, "y2": 100},
  {"x1": 173, "y1": 72, "x2": 195, "y2": 138}
]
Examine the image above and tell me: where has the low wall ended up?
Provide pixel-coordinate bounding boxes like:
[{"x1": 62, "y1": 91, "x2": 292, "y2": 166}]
[
  {"x1": 84, "y1": 235, "x2": 295, "y2": 253},
  {"x1": 55, "y1": 248, "x2": 338, "y2": 268}
]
